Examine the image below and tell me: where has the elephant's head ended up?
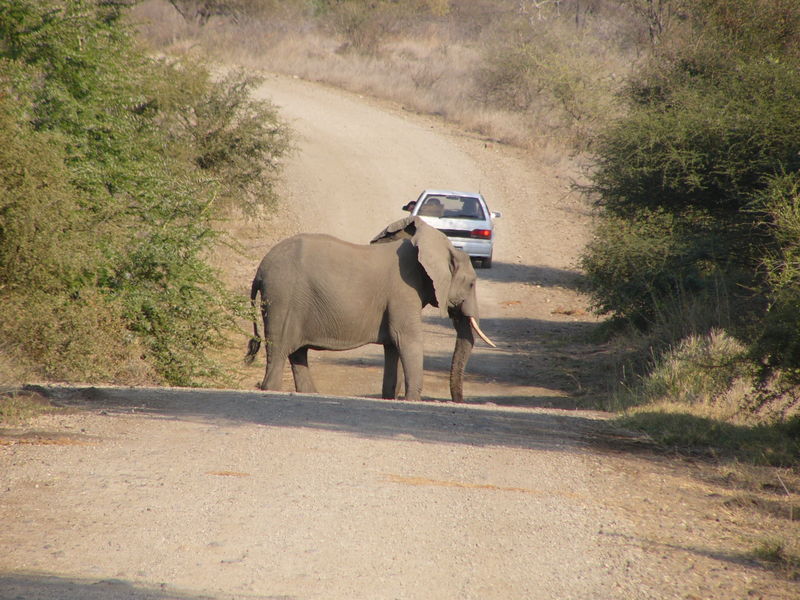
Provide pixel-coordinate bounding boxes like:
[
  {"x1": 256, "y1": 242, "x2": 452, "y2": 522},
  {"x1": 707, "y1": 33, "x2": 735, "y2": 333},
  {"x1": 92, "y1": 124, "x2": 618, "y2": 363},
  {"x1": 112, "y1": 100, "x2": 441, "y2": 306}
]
[{"x1": 372, "y1": 216, "x2": 495, "y2": 402}]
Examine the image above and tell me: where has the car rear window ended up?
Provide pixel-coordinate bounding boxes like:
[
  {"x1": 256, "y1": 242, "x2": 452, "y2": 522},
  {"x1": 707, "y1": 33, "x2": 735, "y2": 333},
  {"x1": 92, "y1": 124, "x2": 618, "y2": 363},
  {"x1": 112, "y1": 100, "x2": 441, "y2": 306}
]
[{"x1": 418, "y1": 195, "x2": 485, "y2": 220}]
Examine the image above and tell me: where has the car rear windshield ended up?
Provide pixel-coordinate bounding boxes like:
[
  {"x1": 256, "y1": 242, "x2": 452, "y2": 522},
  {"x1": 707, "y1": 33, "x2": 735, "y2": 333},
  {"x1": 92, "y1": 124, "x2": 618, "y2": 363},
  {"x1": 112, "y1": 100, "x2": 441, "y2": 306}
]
[{"x1": 417, "y1": 195, "x2": 485, "y2": 220}]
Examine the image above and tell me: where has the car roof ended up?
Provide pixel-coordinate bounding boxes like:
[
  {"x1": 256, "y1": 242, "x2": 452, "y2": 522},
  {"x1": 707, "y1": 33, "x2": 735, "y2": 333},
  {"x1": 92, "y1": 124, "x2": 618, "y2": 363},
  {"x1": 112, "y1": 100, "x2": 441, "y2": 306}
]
[{"x1": 419, "y1": 189, "x2": 485, "y2": 200}]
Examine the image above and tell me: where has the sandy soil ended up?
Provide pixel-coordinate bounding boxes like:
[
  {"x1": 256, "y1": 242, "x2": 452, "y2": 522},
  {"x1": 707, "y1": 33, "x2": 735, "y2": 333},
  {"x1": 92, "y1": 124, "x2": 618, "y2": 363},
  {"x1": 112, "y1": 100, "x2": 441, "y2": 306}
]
[{"x1": 1, "y1": 75, "x2": 798, "y2": 600}]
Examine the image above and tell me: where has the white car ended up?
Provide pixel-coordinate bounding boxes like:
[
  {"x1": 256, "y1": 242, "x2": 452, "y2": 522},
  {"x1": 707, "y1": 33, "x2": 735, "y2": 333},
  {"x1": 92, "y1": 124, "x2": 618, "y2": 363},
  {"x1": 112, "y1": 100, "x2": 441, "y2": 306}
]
[{"x1": 403, "y1": 189, "x2": 500, "y2": 268}]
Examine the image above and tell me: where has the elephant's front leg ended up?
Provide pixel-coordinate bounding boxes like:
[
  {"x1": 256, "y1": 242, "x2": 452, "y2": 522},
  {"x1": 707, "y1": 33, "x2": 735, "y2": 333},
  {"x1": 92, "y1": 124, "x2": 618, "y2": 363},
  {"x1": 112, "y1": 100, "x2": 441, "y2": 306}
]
[
  {"x1": 382, "y1": 344, "x2": 403, "y2": 399},
  {"x1": 289, "y1": 347, "x2": 317, "y2": 394},
  {"x1": 397, "y1": 337, "x2": 424, "y2": 402}
]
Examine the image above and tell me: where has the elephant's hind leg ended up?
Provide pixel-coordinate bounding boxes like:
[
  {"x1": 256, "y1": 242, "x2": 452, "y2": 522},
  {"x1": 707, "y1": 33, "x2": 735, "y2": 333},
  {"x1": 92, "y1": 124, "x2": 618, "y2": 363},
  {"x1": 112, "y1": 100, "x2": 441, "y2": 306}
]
[
  {"x1": 261, "y1": 343, "x2": 288, "y2": 391},
  {"x1": 289, "y1": 347, "x2": 317, "y2": 394}
]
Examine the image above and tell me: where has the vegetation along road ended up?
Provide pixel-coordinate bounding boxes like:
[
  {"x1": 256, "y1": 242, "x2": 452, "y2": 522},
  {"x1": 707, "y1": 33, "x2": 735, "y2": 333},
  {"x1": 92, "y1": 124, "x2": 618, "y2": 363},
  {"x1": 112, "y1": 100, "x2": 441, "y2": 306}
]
[{"x1": 1, "y1": 72, "x2": 797, "y2": 599}]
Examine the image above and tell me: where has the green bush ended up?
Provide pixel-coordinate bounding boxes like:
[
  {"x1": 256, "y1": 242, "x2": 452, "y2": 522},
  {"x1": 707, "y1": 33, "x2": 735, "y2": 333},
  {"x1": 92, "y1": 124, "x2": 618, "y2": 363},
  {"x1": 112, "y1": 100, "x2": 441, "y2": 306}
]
[
  {"x1": 581, "y1": 208, "x2": 685, "y2": 325},
  {"x1": 580, "y1": 205, "x2": 741, "y2": 332},
  {"x1": 597, "y1": 59, "x2": 800, "y2": 218},
  {"x1": 582, "y1": 1, "x2": 800, "y2": 357},
  {"x1": 1, "y1": 289, "x2": 152, "y2": 383},
  {"x1": 0, "y1": 93, "x2": 95, "y2": 294},
  {"x1": 0, "y1": 0, "x2": 289, "y2": 385},
  {"x1": 754, "y1": 173, "x2": 800, "y2": 376}
]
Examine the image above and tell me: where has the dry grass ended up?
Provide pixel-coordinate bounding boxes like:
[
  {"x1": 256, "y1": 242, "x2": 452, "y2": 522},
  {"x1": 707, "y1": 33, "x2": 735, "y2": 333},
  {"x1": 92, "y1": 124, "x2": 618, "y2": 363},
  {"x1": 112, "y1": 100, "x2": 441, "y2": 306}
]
[
  {"x1": 0, "y1": 391, "x2": 59, "y2": 425},
  {"x1": 711, "y1": 461, "x2": 800, "y2": 579},
  {"x1": 130, "y1": 0, "x2": 637, "y2": 153}
]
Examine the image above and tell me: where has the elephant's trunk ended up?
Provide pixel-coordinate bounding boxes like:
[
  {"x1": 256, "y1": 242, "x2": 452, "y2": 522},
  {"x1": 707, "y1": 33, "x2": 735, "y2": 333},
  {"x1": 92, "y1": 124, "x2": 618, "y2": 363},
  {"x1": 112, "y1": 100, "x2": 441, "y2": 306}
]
[{"x1": 450, "y1": 314, "x2": 475, "y2": 403}]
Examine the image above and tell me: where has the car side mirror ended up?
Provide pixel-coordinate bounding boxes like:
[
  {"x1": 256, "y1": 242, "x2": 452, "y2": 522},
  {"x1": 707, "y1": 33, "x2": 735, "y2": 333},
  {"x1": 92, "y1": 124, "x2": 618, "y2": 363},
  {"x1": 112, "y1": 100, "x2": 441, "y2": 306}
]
[
  {"x1": 491, "y1": 211, "x2": 502, "y2": 218},
  {"x1": 402, "y1": 201, "x2": 416, "y2": 212}
]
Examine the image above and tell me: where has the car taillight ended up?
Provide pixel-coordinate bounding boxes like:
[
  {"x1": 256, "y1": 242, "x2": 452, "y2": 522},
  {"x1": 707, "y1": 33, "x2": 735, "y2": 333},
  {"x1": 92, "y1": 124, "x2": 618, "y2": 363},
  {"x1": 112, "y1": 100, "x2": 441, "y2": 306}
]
[{"x1": 471, "y1": 229, "x2": 492, "y2": 239}]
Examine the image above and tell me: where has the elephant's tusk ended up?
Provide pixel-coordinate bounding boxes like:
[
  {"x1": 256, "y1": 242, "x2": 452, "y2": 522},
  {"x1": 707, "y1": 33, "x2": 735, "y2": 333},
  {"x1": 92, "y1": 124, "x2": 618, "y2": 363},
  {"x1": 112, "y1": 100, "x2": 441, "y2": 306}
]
[{"x1": 469, "y1": 317, "x2": 496, "y2": 348}]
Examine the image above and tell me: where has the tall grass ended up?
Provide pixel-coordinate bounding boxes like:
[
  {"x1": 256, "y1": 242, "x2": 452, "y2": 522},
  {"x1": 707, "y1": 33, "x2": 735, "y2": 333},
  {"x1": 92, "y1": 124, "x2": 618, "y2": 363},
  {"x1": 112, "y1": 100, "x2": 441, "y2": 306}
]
[
  {"x1": 617, "y1": 329, "x2": 747, "y2": 409},
  {"x1": 609, "y1": 327, "x2": 800, "y2": 466}
]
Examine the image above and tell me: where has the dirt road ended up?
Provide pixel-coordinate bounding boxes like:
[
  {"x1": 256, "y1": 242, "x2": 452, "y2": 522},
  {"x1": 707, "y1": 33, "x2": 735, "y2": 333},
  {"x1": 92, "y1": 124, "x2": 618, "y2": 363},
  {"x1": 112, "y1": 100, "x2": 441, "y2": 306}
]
[
  {"x1": 1, "y1": 76, "x2": 797, "y2": 599},
  {"x1": 226, "y1": 74, "x2": 599, "y2": 402}
]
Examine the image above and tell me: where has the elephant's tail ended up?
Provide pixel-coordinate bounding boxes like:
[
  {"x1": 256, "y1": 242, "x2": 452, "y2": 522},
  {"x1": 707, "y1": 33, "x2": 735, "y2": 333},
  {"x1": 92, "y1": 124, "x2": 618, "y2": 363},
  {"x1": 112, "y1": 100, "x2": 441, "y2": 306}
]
[{"x1": 244, "y1": 275, "x2": 263, "y2": 364}]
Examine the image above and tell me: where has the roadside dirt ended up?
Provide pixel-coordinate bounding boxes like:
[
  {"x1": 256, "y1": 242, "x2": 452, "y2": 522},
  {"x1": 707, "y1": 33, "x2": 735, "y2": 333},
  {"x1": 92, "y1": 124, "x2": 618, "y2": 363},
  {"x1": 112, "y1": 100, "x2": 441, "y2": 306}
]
[{"x1": 1, "y1": 75, "x2": 798, "y2": 599}]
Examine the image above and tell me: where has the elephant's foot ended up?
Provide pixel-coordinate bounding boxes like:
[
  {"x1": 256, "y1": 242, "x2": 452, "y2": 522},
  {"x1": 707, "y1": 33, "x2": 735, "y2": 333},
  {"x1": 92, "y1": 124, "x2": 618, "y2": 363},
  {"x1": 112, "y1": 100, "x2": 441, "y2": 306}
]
[
  {"x1": 294, "y1": 379, "x2": 318, "y2": 394},
  {"x1": 260, "y1": 366, "x2": 285, "y2": 392},
  {"x1": 403, "y1": 383, "x2": 422, "y2": 402}
]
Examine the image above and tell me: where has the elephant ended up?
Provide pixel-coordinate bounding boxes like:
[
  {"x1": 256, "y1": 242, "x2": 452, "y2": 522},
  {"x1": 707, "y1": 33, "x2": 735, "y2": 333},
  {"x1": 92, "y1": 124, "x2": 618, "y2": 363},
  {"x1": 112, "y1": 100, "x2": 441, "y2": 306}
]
[{"x1": 244, "y1": 215, "x2": 494, "y2": 402}]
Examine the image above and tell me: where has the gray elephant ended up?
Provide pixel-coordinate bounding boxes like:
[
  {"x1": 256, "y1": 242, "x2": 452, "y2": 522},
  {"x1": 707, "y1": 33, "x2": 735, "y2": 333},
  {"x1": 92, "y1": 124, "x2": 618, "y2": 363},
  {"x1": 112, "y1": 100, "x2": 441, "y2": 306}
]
[{"x1": 245, "y1": 216, "x2": 494, "y2": 402}]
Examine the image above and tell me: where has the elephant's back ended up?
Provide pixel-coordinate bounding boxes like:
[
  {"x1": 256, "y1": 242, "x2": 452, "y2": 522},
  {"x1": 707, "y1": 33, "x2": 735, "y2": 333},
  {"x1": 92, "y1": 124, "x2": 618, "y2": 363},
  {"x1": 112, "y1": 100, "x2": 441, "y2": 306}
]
[
  {"x1": 259, "y1": 234, "x2": 408, "y2": 293},
  {"x1": 264, "y1": 233, "x2": 402, "y2": 267}
]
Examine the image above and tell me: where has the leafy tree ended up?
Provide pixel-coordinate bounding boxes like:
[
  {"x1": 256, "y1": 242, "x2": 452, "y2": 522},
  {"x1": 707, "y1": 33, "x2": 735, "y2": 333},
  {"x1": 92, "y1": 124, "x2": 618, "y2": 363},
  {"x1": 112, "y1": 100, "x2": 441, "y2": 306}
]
[{"x1": 0, "y1": 0, "x2": 289, "y2": 384}]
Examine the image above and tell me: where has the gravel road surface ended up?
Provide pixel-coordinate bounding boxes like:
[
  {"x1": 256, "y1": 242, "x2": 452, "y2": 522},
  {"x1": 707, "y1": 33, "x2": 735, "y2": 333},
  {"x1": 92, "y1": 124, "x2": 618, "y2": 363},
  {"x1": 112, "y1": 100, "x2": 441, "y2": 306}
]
[{"x1": 1, "y1": 75, "x2": 796, "y2": 600}]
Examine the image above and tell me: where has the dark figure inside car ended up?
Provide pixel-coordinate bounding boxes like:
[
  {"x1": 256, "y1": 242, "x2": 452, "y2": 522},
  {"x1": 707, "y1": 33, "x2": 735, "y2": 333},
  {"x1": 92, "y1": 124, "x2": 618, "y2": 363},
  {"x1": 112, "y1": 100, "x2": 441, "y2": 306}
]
[{"x1": 418, "y1": 197, "x2": 444, "y2": 217}]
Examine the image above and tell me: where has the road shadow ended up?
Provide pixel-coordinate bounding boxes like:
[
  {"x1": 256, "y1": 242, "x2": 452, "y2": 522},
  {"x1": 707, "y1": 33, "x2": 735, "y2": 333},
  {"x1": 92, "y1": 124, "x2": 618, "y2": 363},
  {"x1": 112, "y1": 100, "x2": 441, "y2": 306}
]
[
  {"x1": 292, "y1": 315, "x2": 606, "y2": 407},
  {"x1": 600, "y1": 532, "x2": 767, "y2": 572},
  {"x1": 0, "y1": 573, "x2": 246, "y2": 600},
  {"x1": 425, "y1": 315, "x2": 604, "y2": 398},
  {"x1": 25, "y1": 384, "x2": 634, "y2": 454},
  {"x1": 469, "y1": 316, "x2": 605, "y2": 394},
  {"x1": 476, "y1": 261, "x2": 585, "y2": 289}
]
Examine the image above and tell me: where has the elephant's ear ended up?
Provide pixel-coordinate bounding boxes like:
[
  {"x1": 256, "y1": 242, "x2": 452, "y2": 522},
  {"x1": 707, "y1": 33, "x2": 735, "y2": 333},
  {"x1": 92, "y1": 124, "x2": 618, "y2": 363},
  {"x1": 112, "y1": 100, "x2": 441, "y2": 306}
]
[
  {"x1": 370, "y1": 215, "x2": 419, "y2": 244},
  {"x1": 411, "y1": 220, "x2": 455, "y2": 318}
]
